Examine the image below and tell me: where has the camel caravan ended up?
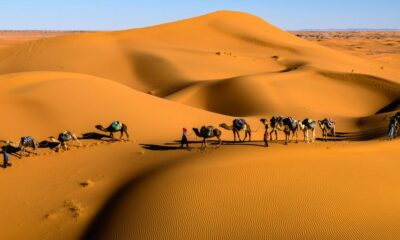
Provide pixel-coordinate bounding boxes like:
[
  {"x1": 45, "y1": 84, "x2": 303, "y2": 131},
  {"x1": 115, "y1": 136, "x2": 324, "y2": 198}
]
[
  {"x1": 1, "y1": 112, "x2": 399, "y2": 167},
  {"x1": 192, "y1": 116, "x2": 336, "y2": 149},
  {"x1": 1, "y1": 121, "x2": 129, "y2": 166}
]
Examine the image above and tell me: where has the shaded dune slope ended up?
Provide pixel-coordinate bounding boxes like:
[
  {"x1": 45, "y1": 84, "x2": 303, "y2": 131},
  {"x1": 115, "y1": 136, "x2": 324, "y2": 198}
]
[{"x1": 83, "y1": 143, "x2": 400, "y2": 240}]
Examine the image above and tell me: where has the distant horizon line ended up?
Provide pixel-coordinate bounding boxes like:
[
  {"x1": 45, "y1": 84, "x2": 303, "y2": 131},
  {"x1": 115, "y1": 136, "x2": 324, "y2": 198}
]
[{"x1": 0, "y1": 28, "x2": 399, "y2": 33}]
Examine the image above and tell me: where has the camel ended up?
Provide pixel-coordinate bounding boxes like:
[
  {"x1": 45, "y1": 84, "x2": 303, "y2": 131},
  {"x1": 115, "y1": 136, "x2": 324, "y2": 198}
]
[
  {"x1": 298, "y1": 118, "x2": 316, "y2": 143},
  {"x1": 95, "y1": 121, "x2": 129, "y2": 141},
  {"x1": 18, "y1": 136, "x2": 38, "y2": 158},
  {"x1": 282, "y1": 117, "x2": 299, "y2": 145},
  {"x1": 219, "y1": 119, "x2": 251, "y2": 142},
  {"x1": 388, "y1": 115, "x2": 399, "y2": 140},
  {"x1": 193, "y1": 126, "x2": 222, "y2": 149},
  {"x1": 318, "y1": 118, "x2": 336, "y2": 141},
  {"x1": 269, "y1": 116, "x2": 285, "y2": 140},
  {"x1": 395, "y1": 112, "x2": 400, "y2": 138},
  {"x1": 50, "y1": 131, "x2": 81, "y2": 151}
]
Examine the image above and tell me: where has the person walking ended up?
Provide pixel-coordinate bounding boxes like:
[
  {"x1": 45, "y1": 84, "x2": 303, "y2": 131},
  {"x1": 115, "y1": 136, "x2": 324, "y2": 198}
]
[
  {"x1": 388, "y1": 116, "x2": 396, "y2": 141},
  {"x1": 181, "y1": 128, "x2": 189, "y2": 148},
  {"x1": 3, "y1": 145, "x2": 10, "y2": 168},
  {"x1": 261, "y1": 119, "x2": 269, "y2": 147}
]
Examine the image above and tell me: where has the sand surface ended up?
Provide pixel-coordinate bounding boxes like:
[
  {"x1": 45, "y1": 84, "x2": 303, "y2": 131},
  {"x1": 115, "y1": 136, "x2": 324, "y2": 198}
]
[{"x1": 0, "y1": 11, "x2": 399, "y2": 239}]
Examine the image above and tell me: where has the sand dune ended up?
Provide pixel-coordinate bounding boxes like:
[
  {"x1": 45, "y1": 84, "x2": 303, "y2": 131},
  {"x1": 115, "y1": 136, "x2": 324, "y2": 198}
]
[
  {"x1": 83, "y1": 142, "x2": 400, "y2": 240},
  {"x1": 0, "y1": 10, "x2": 399, "y2": 240}
]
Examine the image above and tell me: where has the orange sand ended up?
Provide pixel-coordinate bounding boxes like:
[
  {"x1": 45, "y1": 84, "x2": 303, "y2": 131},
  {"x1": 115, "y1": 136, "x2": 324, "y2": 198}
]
[{"x1": 0, "y1": 11, "x2": 399, "y2": 240}]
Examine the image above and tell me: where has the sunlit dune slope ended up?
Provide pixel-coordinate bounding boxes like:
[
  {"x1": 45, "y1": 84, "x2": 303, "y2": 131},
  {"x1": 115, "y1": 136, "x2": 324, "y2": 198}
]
[
  {"x1": 0, "y1": 71, "x2": 231, "y2": 142},
  {"x1": 0, "y1": 11, "x2": 398, "y2": 118}
]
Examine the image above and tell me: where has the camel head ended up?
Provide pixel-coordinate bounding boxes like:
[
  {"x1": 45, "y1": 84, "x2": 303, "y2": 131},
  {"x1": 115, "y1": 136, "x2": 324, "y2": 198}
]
[
  {"x1": 219, "y1": 123, "x2": 229, "y2": 129},
  {"x1": 260, "y1": 118, "x2": 267, "y2": 125}
]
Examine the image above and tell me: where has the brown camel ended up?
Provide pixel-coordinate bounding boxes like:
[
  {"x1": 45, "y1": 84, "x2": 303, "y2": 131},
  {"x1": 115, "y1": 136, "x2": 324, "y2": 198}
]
[
  {"x1": 18, "y1": 136, "x2": 38, "y2": 158},
  {"x1": 50, "y1": 131, "x2": 81, "y2": 151},
  {"x1": 298, "y1": 118, "x2": 316, "y2": 143},
  {"x1": 318, "y1": 118, "x2": 336, "y2": 141},
  {"x1": 219, "y1": 119, "x2": 251, "y2": 142},
  {"x1": 193, "y1": 126, "x2": 222, "y2": 149},
  {"x1": 269, "y1": 116, "x2": 285, "y2": 140},
  {"x1": 96, "y1": 121, "x2": 129, "y2": 141},
  {"x1": 282, "y1": 117, "x2": 299, "y2": 145}
]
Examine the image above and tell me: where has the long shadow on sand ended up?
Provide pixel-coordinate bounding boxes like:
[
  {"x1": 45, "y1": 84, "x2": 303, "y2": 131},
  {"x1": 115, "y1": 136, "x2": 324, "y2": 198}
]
[
  {"x1": 38, "y1": 140, "x2": 60, "y2": 150},
  {"x1": 141, "y1": 140, "x2": 272, "y2": 152},
  {"x1": 81, "y1": 132, "x2": 114, "y2": 142},
  {"x1": 317, "y1": 127, "x2": 387, "y2": 142}
]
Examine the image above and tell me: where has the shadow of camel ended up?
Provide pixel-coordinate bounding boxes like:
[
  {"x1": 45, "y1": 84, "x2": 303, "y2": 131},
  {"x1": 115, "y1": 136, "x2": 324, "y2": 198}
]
[
  {"x1": 39, "y1": 140, "x2": 60, "y2": 150},
  {"x1": 81, "y1": 132, "x2": 113, "y2": 142},
  {"x1": 141, "y1": 139, "x2": 270, "y2": 152}
]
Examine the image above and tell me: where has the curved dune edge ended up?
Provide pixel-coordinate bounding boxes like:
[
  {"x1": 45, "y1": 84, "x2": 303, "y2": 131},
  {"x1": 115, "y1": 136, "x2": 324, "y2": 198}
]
[{"x1": 83, "y1": 142, "x2": 400, "y2": 240}]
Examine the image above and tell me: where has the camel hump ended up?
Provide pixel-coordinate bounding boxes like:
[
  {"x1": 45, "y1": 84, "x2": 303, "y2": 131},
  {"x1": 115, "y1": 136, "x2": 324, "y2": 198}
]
[
  {"x1": 60, "y1": 131, "x2": 72, "y2": 141},
  {"x1": 111, "y1": 121, "x2": 122, "y2": 131},
  {"x1": 233, "y1": 119, "x2": 246, "y2": 130},
  {"x1": 200, "y1": 126, "x2": 214, "y2": 137},
  {"x1": 21, "y1": 136, "x2": 33, "y2": 145}
]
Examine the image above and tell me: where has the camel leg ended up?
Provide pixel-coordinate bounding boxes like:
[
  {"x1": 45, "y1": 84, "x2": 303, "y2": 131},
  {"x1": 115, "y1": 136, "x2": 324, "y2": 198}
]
[
  {"x1": 305, "y1": 130, "x2": 309, "y2": 143},
  {"x1": 217, "y1": 136, "x2": 222, "y2": 146},
  {"x1": 233, "y1": 130, "x2": 236, "y2": 143},
  {"x1": 110, "y1": 132, "x2": 115, "y2": 141},
  {"x1": 269, "y1": 129, "x2": 274, "y2": 141},
  {"x1": 75, "y1": 138, "x2": 82, "y2": 147},
  {"x1": 19, "y1": 146, "x2": 24, "y2": 159},
  {"x1": 248, "y1": 130, "x2": 251, "y2": 142},
  {"x1": 312, "y1": 129, "x2": 315, "y2": 143},
  {"x1": 125, "y1": 130, "x2": 130, "y2": 141},
  {"x1": 284, "y1": 131, "x2": 289, "y2": 145},
  {"x1": 237, "y1": 130, "x2": 242, "y2": 142}
]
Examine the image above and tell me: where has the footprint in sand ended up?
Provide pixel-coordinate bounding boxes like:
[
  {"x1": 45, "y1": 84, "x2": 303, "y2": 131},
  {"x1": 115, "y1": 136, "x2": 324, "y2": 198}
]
[
  {"x1": 64, "y1": 200, "x2": 83, "y2": 218},
  {"x1": 80, "y1": 179, "x2": 94, "y2": 188}
]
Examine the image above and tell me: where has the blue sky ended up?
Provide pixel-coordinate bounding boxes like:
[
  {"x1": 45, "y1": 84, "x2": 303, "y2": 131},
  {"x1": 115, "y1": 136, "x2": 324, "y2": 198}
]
[{"x1": 0, "y1": 0, "x2": 399, "y2": 30}]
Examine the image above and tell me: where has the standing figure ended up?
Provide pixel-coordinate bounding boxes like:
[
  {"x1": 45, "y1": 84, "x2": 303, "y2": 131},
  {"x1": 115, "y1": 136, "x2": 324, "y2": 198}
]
[
  {"x1": 181, "y1": 128, "x2": 189, "y2": 148},
  {"x1": 260, "y1": 118, "x2": 269, "y2": 147},
  {"x1": 388, "y1": 116, "x2": 397, "y2": 141},
  {"x1": 3, "y1": 146, "x2": 10, "y2": 168}
]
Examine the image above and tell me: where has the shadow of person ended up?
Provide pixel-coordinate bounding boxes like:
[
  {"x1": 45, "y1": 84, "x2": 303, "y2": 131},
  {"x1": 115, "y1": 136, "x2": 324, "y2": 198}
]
[{"x1": 140, "y1": 144, "x2": 192, "y2": 151}]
